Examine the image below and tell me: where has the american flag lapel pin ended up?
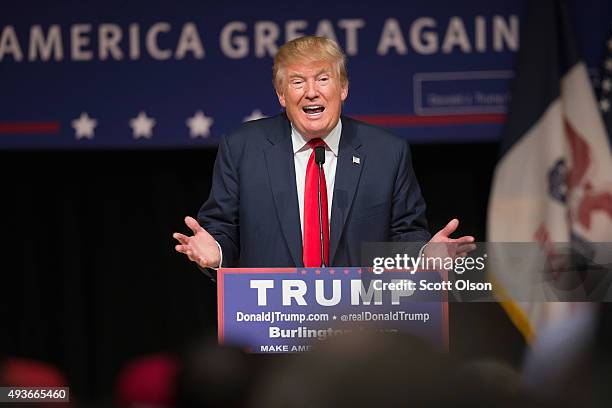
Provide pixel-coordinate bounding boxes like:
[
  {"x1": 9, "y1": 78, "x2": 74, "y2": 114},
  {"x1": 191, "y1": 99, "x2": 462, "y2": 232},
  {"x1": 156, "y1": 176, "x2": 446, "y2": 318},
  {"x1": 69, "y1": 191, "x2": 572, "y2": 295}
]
[{"x1": 352, "y1": 156, "x2": 360, "y2": 165}]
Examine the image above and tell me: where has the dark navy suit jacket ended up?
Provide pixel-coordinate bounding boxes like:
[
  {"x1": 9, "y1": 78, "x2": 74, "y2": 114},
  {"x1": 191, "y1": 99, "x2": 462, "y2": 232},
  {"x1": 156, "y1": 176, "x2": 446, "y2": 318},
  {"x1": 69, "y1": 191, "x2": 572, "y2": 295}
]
[{"x1": 198, "y1": 113, "x2": 430, "y2": 268}]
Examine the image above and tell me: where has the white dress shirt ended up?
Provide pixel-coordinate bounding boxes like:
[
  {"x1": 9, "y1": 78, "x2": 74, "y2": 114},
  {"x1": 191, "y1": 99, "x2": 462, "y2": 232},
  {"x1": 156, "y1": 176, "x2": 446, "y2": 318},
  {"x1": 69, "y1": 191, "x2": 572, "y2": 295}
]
[{"x1": 291, "y1": 119, "x2": 341, "y2": 237}]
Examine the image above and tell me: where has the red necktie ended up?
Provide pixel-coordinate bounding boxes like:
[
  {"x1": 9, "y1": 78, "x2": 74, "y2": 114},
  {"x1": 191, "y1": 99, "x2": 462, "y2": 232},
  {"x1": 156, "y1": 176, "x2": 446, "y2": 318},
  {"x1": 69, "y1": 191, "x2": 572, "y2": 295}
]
[{"x1": 303, "y1": 138, "x2": 329, "y2": 267}]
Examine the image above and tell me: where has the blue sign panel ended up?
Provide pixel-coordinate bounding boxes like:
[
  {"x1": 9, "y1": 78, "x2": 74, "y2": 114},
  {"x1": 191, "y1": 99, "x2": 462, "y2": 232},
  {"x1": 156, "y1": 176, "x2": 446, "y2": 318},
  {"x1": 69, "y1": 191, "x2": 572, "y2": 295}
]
[{"x1": 217, "y1": 268, "x2": 449, "y2": 353}]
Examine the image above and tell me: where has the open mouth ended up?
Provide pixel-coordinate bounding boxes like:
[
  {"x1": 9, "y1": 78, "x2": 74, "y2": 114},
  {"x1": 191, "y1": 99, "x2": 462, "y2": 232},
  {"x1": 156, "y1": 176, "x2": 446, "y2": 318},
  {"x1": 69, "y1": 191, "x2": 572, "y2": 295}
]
[{"x1": 302, "y1": 105, "x2": 325, "y2": 115}]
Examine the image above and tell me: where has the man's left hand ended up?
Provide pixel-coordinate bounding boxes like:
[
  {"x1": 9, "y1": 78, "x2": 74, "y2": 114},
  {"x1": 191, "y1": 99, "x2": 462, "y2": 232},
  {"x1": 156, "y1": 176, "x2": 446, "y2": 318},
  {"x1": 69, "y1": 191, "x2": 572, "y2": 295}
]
[{"x1": 425, "y1": 218, "x2": 476, "y2": 259}]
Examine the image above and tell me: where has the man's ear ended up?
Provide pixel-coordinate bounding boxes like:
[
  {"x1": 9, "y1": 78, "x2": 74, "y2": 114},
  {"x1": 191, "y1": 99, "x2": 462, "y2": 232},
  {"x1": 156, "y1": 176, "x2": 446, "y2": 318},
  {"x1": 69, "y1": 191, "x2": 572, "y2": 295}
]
[
  {"x1": 341, "y1": 83, "x2": 349, "y2": 102},
  {"x1": 276, "y1": 90, "x2": 286, "y2": 108}
]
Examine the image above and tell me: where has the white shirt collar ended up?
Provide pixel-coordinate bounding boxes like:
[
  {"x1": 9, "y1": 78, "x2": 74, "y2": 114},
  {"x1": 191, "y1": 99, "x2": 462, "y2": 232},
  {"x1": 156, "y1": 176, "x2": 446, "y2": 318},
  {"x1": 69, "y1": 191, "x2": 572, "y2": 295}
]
[{"x1": 291, "y1": 118, "x2": 342, "y2": 156}]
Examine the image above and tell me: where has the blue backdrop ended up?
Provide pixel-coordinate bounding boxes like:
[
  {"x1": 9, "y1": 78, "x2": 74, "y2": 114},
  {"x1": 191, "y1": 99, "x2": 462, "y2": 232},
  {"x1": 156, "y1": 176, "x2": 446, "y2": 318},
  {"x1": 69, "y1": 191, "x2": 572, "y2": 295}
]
[{"x1": 1, "y1": 0, "x2": 611, "y2": 148}]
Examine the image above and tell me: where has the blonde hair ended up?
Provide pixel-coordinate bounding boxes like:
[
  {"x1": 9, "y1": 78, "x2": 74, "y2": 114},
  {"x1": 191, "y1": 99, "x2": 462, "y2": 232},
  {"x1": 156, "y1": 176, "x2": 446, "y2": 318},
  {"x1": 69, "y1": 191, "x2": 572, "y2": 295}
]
[{"x1": 273, "y1": 36, "x2": 348, "y2": 92}]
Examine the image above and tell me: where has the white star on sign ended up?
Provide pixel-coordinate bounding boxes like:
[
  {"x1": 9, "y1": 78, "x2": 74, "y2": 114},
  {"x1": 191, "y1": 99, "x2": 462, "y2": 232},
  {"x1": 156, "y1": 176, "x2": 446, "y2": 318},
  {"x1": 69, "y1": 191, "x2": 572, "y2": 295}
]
[
  {"x1": 600, "y1": 98, "x2": 610, "y2": 112},
  {"x1": 71, "y1": 112, "x2": 97, "y2": 140},
  {"x1": 606, "y1": 58, "x2": 612, "y2": 71},
  {"x1": 243, "y1": 109, "x2": 267, "y2": 122},
  {"x1": 602, "y1": 78, "x2": 612, "y2": 92},
  {"x1": 608, "y1": 38, "x2": 612, "y2": 51},
  {"x1": 186, "y1": 110, "x2": 213, "y2": 138},
  {"x1": 129, "y1": 111, "x2": 155, "y2": 139}
]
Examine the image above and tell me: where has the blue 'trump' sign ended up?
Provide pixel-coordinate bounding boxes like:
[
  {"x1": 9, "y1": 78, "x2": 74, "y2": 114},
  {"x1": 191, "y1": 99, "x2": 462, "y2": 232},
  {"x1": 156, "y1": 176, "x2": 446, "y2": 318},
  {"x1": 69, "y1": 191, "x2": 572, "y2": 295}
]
[{"x1": 217, "y1": 267, "x2": 449, "y2": 353}]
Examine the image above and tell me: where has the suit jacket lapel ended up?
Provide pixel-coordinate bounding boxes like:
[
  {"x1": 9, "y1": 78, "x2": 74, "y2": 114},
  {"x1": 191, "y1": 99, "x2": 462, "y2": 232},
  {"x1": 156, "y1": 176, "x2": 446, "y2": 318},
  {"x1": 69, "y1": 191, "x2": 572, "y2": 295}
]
[
  {"x1": 330, "y1": 117, "x2": 365, "y2": 264},
  {"x1": 263, "y1": 115, "x2": 303, "y2": 267}
]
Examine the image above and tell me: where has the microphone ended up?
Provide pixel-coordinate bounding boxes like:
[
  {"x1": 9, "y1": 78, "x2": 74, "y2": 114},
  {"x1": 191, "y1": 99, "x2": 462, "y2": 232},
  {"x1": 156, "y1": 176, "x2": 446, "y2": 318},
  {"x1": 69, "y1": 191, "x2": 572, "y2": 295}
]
[
  {"x1": 314, "y1": 146, "x2": 326, "y2": 267},
  {"x1": 314, "y1": 146, "x2": 326, "y2": 165}
]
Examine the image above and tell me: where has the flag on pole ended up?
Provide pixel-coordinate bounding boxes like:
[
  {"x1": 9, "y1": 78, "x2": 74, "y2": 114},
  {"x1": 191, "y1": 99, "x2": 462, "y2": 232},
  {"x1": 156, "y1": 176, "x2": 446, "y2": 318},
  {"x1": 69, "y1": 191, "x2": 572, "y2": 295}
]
[
  {"x1": 596, "y1": 22, "x2": 612, "y2": 143},
  {"x1": 487, "y1": 0, "x2": 612, "y2": 341}
]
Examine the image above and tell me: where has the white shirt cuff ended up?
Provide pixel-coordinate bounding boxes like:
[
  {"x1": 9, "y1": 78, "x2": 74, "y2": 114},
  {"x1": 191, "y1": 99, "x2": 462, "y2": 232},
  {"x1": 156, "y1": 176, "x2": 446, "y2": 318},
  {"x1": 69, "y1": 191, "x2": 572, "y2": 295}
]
[
  {"x1": 418, "y1": 243, "x2": 428, "y2": 259},
  {"x1": 209, "y1": 240, "x2": 223, "y2": 270}
]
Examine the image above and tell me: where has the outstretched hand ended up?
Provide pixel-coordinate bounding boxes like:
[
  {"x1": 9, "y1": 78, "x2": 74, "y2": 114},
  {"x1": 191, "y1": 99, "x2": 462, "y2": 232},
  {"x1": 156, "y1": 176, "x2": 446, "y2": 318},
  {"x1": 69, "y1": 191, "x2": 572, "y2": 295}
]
[
  {"x1": 425, "y1": 218, "x2": 475, "y2": 259},
  {"x1": 173, "y1": 216, "x2": 221, "y2": 269}
]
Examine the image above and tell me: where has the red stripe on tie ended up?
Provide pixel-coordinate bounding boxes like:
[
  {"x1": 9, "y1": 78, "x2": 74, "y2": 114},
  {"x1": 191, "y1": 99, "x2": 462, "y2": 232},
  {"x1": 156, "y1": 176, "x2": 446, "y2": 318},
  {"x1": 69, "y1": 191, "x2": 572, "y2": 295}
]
[{"x1": 303, "y1": 138, "x2": 329, "y2": 267}]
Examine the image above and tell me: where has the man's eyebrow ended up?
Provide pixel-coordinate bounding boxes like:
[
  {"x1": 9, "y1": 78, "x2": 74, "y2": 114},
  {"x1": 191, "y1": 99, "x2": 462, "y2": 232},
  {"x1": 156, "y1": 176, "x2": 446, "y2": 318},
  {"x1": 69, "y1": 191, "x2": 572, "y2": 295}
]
[{"x1": 287, "y1": 69, "x2": 331, "y2": 79}]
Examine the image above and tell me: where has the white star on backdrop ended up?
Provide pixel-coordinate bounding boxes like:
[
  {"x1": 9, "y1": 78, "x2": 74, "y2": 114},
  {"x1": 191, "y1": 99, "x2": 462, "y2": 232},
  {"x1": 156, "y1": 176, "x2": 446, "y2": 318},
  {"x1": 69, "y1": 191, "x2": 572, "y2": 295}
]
[
  {"x1": 600, "y1": 98, "x2": 610, "y2": 112},
  {"x1": 243, "y1": 109, "x2": 267, "y2": 122},
  {"x1": 608, "y1": 38, "x2": 612, "y2": 51},
  {"x1": 603, "y1": 78, "x2": 612, "y2": 92},
  {"x1": 129, "y1": 111, "x2": 156, "y2": 139},
  {"x1": 606, "y1": 58, "x2": 612, "y2": 71},
  {"x1": 186, "y1": 111, "x2": 213, "y2": 138},
  {"x1": 71, "y1": 112, "x2": 97, "y2": 140}
]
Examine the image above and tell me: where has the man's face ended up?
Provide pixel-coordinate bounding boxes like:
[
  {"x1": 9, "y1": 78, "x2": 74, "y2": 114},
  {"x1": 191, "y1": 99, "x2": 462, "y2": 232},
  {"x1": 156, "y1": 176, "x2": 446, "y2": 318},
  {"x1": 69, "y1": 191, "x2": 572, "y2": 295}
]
[{"x1": 276, "y1": 60, "x2": 348, "y2": 139}]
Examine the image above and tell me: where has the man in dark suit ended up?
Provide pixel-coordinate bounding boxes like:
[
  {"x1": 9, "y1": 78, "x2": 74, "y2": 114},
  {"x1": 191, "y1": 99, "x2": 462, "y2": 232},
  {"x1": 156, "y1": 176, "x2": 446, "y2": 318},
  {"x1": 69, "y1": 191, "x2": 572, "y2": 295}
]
[{"x1": 173, "y1": 36, "x2": 473, "y2": 272}]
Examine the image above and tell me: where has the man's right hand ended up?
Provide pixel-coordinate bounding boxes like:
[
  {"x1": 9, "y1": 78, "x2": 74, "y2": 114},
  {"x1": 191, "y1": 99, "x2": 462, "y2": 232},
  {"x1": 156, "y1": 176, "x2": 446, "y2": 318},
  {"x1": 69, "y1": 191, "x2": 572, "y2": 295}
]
[{"x1": 173, "y1": 216, "x2": 221, "y2": 269}]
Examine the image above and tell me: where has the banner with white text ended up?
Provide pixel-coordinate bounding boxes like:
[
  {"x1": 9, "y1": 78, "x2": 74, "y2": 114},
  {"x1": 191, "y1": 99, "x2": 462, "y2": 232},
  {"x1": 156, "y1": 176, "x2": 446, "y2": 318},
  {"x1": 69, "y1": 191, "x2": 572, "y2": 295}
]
[
  {"x1": 217, "y1": 268, "x2": 449, "y2": 353},
  {"x1": 1, "y1": 0, "x2": 611, "y2": 149}
]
